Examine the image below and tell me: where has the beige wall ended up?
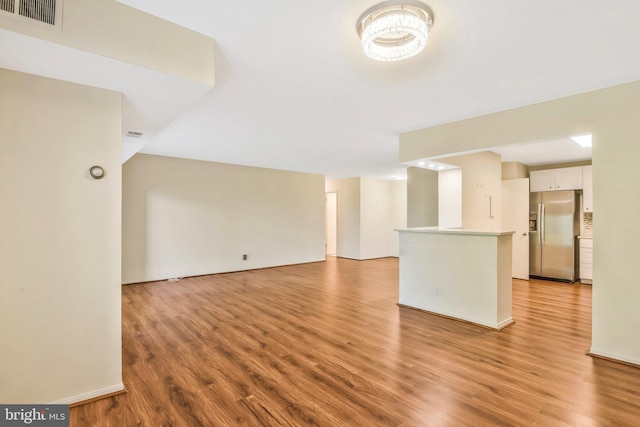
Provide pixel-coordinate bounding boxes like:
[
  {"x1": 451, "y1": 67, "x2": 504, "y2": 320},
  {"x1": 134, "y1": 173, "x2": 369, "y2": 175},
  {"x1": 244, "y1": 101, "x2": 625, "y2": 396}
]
[
  {"x1": 399, "y1": 80, "x2": 640, "y2": 365},
  {"x1": 0, "y1": 0, "x2": 214, "y2": 85},
  {"x1": 0, "y1": 69, "x2": 122, "y2": 403},
  {"x1": 122, "y1": 154, "x2": 325, "y2": 283},
  {"x1": 502, "y1": 162, "x2": 529, "y2": 180},
  {"x1": 327, "y1": 177, "x2": 406, "y2": 259},
  {"x1": 407, "y1": 167, "x2": 438, "y2": 227},
  {"x1": 528, "y1": 160, "x2": 592, "y2": 171},
  {"x1": 441, "y1": 151, "x2": 503, "y2": 230}
]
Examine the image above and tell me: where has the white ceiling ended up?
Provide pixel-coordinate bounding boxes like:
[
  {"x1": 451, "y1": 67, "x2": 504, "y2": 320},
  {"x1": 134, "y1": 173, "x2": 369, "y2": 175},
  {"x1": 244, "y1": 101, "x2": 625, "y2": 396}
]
[
  {"x1": 5, "y1": 1, "x2": 640, "y2": 178},
  {"x1": 490, "y1": 137, "x2": 592, "y2": 167}
]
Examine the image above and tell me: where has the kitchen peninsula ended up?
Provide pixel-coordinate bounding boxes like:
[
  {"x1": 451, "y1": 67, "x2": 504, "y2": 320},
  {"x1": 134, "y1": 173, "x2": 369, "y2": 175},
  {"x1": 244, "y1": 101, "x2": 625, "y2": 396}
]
[{"x1": 397, "y1": 227, "x2": 515, "y2": 330}]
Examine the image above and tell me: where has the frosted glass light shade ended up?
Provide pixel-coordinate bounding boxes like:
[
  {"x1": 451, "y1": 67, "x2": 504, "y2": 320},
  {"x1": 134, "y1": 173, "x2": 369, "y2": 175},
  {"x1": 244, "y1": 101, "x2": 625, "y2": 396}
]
[{"x1": 357, "y1": 1, "x2": 433, "y2": 62}]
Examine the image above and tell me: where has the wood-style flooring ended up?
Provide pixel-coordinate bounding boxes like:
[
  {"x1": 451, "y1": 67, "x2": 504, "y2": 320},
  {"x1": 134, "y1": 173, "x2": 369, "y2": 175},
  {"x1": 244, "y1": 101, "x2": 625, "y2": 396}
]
[{"x1": 71, "y1": 257, "x2": 640, "y2": 426}]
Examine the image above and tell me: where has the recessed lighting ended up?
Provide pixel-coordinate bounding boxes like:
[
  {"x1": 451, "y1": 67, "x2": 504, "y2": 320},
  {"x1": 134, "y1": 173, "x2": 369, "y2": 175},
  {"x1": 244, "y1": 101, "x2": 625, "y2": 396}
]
[
  {"x1": 570, "y1": 133, "x2": 592, "y2": 147},
  {"x1": 438, "y1": 165, "x2": 445, "y2": 170},
  {"x1": 428, "y1": 163, "x2": 435, "y2": 168},
  {"x1": 418, "y1": 161, "x2": 425, "y2": 166}
]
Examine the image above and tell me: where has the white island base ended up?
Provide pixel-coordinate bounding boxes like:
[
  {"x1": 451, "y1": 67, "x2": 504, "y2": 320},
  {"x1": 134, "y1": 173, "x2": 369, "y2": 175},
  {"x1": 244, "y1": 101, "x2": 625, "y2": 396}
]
[{"x1": 397, "y1": 227, "x2": 515, "y2": 330}]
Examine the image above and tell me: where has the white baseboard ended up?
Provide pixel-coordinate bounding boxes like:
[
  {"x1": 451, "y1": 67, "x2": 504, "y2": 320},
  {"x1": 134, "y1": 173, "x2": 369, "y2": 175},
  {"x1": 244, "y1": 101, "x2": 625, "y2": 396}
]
[
  {"x1": 589, "y1": 348, "x2": 640, "y2": 367},
  {"x1": 496, "y1": 317, "x2": 515, "y2": 330},
  {"x1": 398, "y1": 301, "x2": 510, "y2": 330},
  {"x1": 50, "y1": 383, "x2": 124, "y2": 405}
]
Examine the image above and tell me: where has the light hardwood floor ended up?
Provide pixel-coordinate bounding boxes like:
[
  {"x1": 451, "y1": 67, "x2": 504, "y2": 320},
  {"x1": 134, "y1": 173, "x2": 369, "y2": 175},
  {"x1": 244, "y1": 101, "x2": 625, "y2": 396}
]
[{"x1": 71, "y1": 257, "x2": 640, "y2": 426}]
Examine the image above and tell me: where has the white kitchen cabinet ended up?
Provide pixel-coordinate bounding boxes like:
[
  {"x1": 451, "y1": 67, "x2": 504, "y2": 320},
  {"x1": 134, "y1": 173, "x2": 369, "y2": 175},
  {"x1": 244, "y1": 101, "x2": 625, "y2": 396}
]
[
  {"x1": 582, "y1": 165, "x2": 593, "y2": 212},
  {"x1": 530, "y1": 166, "x2": 583, "y2": 192},
  {"x1": 579, "y1": 238, "x2": 593, "y2": 283},
  {"x1": 530, "y1": 170, "x2": 556, "y2": 192},
  {"x1": 555, "y1": 166, "x2": 583, "y2": 190}
]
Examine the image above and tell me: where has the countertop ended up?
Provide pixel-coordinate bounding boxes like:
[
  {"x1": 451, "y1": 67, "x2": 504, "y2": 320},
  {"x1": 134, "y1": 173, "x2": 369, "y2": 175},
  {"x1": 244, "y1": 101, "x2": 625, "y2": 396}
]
[{"x1": 395, "y1": 227, "x2": 515, "y2": 237}]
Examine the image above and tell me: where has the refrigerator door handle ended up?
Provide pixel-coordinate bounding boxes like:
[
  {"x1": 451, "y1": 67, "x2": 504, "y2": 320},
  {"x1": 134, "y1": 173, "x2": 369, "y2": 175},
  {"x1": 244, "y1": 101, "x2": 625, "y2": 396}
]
[
  {"x1": 541, "y1": 204, "x2": 545, "y2": 245},
  {"x1": 537, "y1": 204, "x2": 542, "y2": 245}
]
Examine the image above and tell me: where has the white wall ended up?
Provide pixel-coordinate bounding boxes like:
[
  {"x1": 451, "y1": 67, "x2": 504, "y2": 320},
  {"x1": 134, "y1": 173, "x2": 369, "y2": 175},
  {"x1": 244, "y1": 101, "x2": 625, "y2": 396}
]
[
  {"x1": 438, "y1": 169, "x2": 462, "y2": 228},
  {"x1": 325, "y1": 192, "x2": 337, "y2": 255},
  {"x1": 122, "y1": 154, "x2": 326, "y2": 283},
  {"x1": 390, "y1": 180, "x2": 408, "y2": 257},
  {"x1": 326, "y1": 178, "x2": 361, "y2": 259},
  {"x1": 327, "y1": 177, "x2": 407, "y2": 259},
  {"x1": 399, "y1": 80, "x2": 640, "y2": 366},
  {"x1": 0, "y1": 69, "x2": 123, "y2": 403},
  {"x1": 360, "y1": 177, "x2": 392, "y2": 259}
]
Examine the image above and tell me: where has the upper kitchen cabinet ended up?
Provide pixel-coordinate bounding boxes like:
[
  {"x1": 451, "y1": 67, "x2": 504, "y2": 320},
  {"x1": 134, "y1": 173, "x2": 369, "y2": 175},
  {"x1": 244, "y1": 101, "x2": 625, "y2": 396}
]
[
  {"x1": 555, "y1": 167, "x2": 583, "y2": 190},
  {"x1": 530, "y1": 170, "x2": 555, "y2": 191},
  {"x1": 530, "y1": 166, "x2": 583, "y2": 192},
  {"x1": 583, "y1": 165, "x2": 593, "y2": 212}
]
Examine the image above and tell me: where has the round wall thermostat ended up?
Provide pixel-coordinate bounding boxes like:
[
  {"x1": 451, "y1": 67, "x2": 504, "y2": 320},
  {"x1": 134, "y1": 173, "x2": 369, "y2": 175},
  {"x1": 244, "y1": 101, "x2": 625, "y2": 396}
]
[{"x1": 89, "y1": 165, "x2": 105, "y2": 180}]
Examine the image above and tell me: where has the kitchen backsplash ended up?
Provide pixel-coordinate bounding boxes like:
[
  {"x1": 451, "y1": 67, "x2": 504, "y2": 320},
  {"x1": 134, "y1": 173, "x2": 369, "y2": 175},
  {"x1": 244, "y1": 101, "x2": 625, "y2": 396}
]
[{"x1": 584, "y1": 212, "x2": 593, "y2": 230}]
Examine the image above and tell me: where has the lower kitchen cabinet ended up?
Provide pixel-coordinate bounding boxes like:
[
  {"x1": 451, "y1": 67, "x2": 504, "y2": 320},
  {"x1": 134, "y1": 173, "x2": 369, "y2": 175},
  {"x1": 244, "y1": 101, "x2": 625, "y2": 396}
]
[{"x1": 579, "y1": 237, "x2": 593, "y2": 283}]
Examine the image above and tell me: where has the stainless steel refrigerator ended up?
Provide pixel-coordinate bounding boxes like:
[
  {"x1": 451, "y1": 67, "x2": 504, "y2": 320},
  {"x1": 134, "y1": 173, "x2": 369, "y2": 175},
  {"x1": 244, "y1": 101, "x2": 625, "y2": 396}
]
[{"x1": 529, "y1": 191, "x2": 579, "y2": 282}]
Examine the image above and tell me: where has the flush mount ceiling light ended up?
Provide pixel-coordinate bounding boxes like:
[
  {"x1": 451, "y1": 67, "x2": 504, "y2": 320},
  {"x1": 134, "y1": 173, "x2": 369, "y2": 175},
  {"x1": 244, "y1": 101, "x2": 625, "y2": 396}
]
[{"x1": 356, "y1": 0, "x2": 434, "y2": 62}]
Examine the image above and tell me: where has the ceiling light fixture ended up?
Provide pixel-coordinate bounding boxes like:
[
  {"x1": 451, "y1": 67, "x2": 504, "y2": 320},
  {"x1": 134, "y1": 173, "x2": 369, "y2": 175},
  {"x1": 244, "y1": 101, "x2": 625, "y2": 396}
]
[
  {"x1": 356, "y1": 0, "x2": 434, "y2": 62},
  {"x1": 570, "y1": 133, "x2": 592, "y2": 147}
]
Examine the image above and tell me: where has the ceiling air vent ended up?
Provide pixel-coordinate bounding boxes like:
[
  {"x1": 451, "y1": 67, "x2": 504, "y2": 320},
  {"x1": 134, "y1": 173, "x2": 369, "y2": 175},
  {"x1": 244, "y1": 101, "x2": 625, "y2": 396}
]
[
  {"x1": 0, "y1": 0, "x2": 16, "y2": 14},
  {"x1": 126, "y1": 131, "x2": 144, "y2": 138},
  {"x1": 0, "y1": 0, "x2": 63, "y2": 30}
]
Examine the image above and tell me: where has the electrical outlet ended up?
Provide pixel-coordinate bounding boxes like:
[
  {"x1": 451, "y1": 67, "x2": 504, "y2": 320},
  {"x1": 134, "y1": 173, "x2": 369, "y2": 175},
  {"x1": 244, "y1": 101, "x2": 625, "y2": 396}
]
[{"x1": 242, "y1": 254, "x2": 248, "y2": 261}]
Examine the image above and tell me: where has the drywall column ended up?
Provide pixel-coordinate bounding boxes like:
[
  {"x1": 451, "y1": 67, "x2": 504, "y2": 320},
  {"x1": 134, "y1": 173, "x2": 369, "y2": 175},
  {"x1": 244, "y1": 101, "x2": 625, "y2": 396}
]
[
  {"x1": 407, "y1": 167, "x2": 438, "y2": 227},
  {"x1": 591, "y1": 126, "x2": 640, "y2": 363},
  {"x1": 360, "y1": 177, "x2": 392, "y2": 259},
  {"x1": 438, "y1": 169, "x2": 462, "y2": 228},
  {"x1": 439, "y1": 151, "x2": 502, "y2": 230},
  {"x1": 390, "y1": 180, "x2": 408, "y2": 257},
  {"x1": 0, "y1": 69, "x2": 123, "y2": 403}
]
